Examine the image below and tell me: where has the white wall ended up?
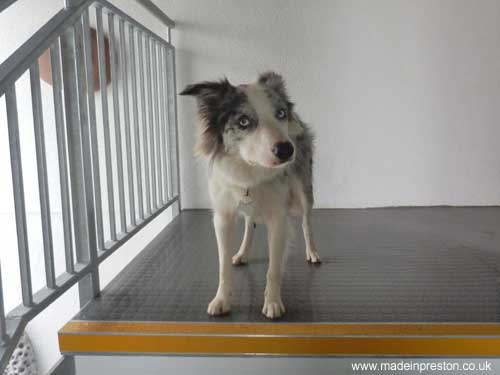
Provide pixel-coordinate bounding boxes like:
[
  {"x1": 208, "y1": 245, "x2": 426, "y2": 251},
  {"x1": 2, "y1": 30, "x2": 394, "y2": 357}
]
[{"x1": 164, "y1": 0, "x2": 500, "y2": 208}]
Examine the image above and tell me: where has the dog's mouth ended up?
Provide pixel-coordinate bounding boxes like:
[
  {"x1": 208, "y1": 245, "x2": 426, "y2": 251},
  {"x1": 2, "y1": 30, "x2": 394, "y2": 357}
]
[{"x1": 245, "y1": 156, "x2": 294, "y2": 169}]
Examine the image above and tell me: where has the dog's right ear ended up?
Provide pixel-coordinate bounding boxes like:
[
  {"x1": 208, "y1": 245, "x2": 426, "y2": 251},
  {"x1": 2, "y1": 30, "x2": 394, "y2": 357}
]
[
  {"x1": 179, "y1": 81, "x2": 222, "y2": 97},
  {"x1": 180, "y1": 79, "x2": 238, "y2": 156},
  {"x1": 179, "y1": 79, "x2": 237, "y2": 124},
  {"x1": 180, "y1": 79, "x2": 236, "y2": 104}
]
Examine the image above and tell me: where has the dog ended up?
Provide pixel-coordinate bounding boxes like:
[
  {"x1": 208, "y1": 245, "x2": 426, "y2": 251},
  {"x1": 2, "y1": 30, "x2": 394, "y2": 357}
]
[{"x1": 180, "y1": 72, "x2": 320, "y2": 319}]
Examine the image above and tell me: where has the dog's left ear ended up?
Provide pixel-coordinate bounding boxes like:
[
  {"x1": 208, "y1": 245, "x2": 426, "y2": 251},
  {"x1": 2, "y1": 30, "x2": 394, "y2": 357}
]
[{"x1": 258, "y1": 71, "x2": 289, "y2": 99}]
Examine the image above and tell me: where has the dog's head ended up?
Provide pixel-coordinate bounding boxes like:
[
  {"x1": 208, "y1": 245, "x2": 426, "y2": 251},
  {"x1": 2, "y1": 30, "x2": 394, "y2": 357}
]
[{"x1": 180, "y1": 72, "x2": 302, "y2": 169}]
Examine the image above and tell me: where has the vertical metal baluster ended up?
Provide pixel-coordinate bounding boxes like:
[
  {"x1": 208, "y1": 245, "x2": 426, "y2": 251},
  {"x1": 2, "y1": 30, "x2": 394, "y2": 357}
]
[
  {"x1": 0, "y1": 262, "x2": 7, "y2": 345},
  {"x1": 151, "y1": 40, "x2": 162, "y2": 206},
  {"x1": 76, "y1": 17, "x2": 100, "y2": 301},
  {"x1": 161, "y1": 47, "x2": 172, "y2": 200},
  {"x1": 96, "y1": 6, "x2": 116, "y2": 242},
  {"x1": 138, "y1": 31, "x2": 151, "y2": 216},
  {"x1": 119, "y1": 19, "x2": 136, "y2": 227},
  {"x1": 145, "y1": 36, "x2": 157, "y2": 210},
  {"x1": 164, "y1": 47, "x2": 173, "y2": 199},
  {"x1": 108, "y1": 13, "x2": 127, "y2": 234},
  {"x1": 172, "y1": 48, "x2": 180, "y2": 201},
  {"x1": 51, "y1": 39, "x2": 74, "y2": 274},
  {"x1": 82, "y1": 10, "x2": 105, "y2": 250},
  {"x1": 166, "y1": 48, "x2": 180, "y2": 204},
  {"x1": 5, "y1": 85, "x2": 33, "y2": 307},
  {"x1": 61, "y1": 23, "x2": 100, "y2": 305},
  {"x1": 158, "y1": 46, "x2": 169, "y2": 203},
  {"x1": 129, "y1": 24, "x2": 144, "y2": 221},
  {"x1": 30, "y1": 62, "x2": 56, "y2": 289},
  {"x1": 165, "y1": 27, "x2": 176, "y2": 204}
]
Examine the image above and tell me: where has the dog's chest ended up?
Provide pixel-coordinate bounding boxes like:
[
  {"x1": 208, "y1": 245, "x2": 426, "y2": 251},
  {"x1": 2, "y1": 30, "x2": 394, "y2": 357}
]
[
  {"x1": 237, "y1": 188, "x2": 255, "y2": 217},
  {"x1": 234, "y1": 174, "x2": 289, "y2": 220}
]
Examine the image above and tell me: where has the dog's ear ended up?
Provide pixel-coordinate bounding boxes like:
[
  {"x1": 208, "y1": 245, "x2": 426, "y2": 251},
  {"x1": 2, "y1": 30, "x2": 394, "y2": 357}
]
[
  {"x1": 180, "y1": 79, "x2": 239, "y2": 156},
  {"x1": 180, "y1": 80, "x2": 228, "y2": 97},
  {"x1": 180, "y1": 78, "x2": 236, "y2": 102},
  {"x1": 258, "y1": 71, "x2": 288, "y2": 99},
  {"x1": 179, "y1": 79, "x2": 238, "y2": 123},
  {"x1": 181, "y1": 78, "x2": 239, "y2": 125}
]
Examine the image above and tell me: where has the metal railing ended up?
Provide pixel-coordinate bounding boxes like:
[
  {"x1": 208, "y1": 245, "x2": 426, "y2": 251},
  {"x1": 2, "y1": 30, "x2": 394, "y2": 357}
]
[{"x1": 0, "y1": 0, "x2": 179, "y2": 371}]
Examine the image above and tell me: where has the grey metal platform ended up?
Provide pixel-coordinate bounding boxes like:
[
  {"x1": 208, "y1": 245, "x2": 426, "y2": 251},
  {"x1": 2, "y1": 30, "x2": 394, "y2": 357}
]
[{"x1": 74, "y1": 207, "x2": 500, "y2": 323}]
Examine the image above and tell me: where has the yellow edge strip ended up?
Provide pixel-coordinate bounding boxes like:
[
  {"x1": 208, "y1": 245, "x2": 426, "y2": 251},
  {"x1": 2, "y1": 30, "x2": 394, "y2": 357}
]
[
  {"x1": 59, "y1": 334, "x2": 500, "y2": 356},
  {"x1": 61, "y1": 321, "x2": 500, "y2": 336}
]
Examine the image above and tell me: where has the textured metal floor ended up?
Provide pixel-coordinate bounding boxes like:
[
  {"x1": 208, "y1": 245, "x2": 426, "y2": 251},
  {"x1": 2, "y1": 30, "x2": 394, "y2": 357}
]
[{"x1": 75, "y1": 208, "x2": 500, "y2": 323}]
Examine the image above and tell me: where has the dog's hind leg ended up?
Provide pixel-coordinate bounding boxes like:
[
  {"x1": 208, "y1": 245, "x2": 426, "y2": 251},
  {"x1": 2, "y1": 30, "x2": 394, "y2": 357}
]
[
  {"x1": 300, "y1": 193, "x2": 321, "y2": 264},
  {"x1": 232, "y1": 216, "x2": 254, "y2": 265},
  {"x1": 303, "y1": 210, "x2": 321, "y2": 263}
]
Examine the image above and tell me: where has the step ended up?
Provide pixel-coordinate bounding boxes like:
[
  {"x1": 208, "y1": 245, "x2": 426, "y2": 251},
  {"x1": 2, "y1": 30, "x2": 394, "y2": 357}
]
[{"x1": 59, "y1": 208, "x2": 500, "y2": 356}]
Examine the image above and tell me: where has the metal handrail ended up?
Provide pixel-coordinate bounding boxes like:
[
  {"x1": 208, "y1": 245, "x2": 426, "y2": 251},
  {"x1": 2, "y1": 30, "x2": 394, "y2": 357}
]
[
  {"x1": 0, "y1": 0, "x2": 180, "y2": 371},
  {"x1": 0, "y1": 0, "x2": 17, "y2": 13},
  {"x1": 136, "y1": 0, "x2": 175, "y2": 29},
  {"x1": 0, "y1": 0, "x2": 175, "y2": 28}
]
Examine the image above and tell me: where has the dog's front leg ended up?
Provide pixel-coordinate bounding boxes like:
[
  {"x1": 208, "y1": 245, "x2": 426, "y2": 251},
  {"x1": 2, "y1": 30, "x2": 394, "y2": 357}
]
[
  {"x1": 207, "y1": 211, "x2": 235, "y2": 315},
  {"x1": 262, "y1": 214, "x2": 287, "y2": 319}
]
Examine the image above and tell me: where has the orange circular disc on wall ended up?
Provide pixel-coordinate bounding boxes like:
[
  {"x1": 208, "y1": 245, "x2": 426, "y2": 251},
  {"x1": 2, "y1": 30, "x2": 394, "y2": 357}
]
[{"x1": 38, "y1": 28, "x2": 111, "y2": 91}]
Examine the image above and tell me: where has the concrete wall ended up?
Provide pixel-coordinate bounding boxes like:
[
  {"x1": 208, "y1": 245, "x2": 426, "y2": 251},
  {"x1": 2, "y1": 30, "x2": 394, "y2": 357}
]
[{"x1": 167, "y1": 0, "x2": 500, "y2": 208}]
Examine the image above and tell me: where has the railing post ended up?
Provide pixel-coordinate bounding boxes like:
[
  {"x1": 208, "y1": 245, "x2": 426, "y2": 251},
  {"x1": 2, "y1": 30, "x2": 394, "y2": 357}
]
[
  {"x1": 60, "y1": 22, "x2": 100, "y2": 306},
  {"x1": 6, "y1": 85, "x2": 33, "y2": 307},
  {"x1": 51, "y1": 38, "x2": 75, "y2": 275},
  {"x1": 166, "y1": 45, "x2": 181, "y2": 216},
  {"x1": 0, "y1": 262, "x2": 7, "y2": 346}
]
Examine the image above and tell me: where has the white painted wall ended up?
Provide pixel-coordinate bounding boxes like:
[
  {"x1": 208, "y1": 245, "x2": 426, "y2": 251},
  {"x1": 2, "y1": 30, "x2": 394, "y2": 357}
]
[{"x1": 164, "y1": 0, "x2": 500, "y2": 208}]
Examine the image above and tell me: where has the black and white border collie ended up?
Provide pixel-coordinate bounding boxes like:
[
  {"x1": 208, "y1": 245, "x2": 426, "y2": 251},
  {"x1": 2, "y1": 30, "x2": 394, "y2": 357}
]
[{"x1": 180, "y1": 72, "x2": 320, "y2": 319}]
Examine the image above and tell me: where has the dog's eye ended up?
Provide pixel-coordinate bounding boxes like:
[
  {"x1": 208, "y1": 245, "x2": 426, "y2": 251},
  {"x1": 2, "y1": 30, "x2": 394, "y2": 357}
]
[
  {"x1": 276, "y1": 109, "x2": 287, "y2": 120},
  {"x1": 238, "y1": 116, "x2": 250, "y2": 127}
]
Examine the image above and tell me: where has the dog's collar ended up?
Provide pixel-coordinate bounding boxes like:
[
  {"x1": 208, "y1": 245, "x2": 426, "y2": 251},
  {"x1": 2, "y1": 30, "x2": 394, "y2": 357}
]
[
  {"x1": 238, "y1": 171, "x2": 289, "y2": 206},
  {"x1": 240, "y1": 187, "x2": 252, "y2": 204},
  {"x1": 238, "y1": 187, "x2": 254, "y2": 216}
]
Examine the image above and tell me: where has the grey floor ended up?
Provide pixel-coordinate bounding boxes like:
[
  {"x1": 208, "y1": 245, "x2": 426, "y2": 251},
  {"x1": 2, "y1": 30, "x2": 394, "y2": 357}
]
[{"x1": 76, "y1": 207, "x2": 500, "y2": 322}]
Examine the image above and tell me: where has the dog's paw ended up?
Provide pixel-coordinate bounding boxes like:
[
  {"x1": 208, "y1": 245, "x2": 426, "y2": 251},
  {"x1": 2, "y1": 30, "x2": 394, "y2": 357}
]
[
  {"x1": 232, "y1": 253, "x2": 248, "y2": 266},
  {"x1": 262, "y1": 298, "x2": 285, "y2": 319},
  {"x1": 207, "y1": 295, "x2": 231, "y2": 316},
  {"x1": 306, "y1": 250, "x2": 321, "y2": 264}
]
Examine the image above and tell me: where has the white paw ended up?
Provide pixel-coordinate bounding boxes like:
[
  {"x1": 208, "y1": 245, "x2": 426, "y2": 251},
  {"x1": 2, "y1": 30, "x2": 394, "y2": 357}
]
[
  {"x1": 232, "y1": 253, "x2": 248, "y2": 265},
  {"x1": 307, "y1": 250, "x2": 321, "y2": 264},
  {"x1": 207, "y1": 295, "x2": 231, "y2": 316},
  {"x1": 262, "y1": 298, "x2": 285, "y2": 319}
]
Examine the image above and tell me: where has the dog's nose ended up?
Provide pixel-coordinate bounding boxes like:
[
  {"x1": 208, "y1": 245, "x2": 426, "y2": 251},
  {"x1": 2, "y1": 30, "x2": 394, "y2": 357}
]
[{"x1": 272, "y1": 141, "x2": 294, "y2": 162}]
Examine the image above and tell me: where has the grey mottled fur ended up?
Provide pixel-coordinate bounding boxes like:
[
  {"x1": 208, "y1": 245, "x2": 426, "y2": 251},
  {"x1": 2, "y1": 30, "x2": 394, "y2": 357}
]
[{"x1": 290, "y1": 114, "x2": 315, "y2": 206}]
